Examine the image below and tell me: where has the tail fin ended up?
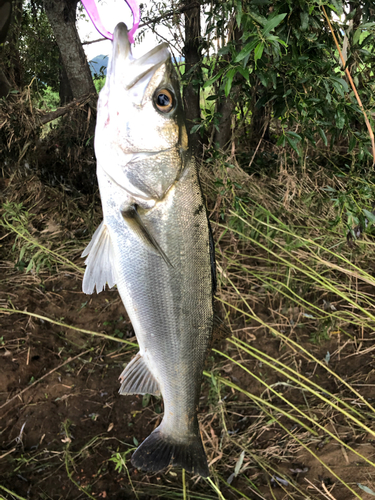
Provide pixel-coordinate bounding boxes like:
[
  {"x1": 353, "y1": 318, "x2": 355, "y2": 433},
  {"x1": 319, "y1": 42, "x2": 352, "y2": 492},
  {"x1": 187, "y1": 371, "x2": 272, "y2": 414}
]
[{"x1": 131, "y1": 426, "x2": 209, "y2": 478}]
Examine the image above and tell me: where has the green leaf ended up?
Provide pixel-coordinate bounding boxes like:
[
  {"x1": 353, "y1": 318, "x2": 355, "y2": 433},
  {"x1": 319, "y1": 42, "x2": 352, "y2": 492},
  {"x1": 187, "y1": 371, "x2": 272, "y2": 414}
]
[
  {"x1": 327, "y1": 2, "x2": 339, "y2": 14},
  {"x1": 234, "y1": 39, "x2": 258, "y2": 63},
  {"x1": 224, "y1": 68, "x2": 237, "y2": 97},
  {"x1": 190, "y1": 124, "x2": 202, "y2": 134},
  {"x1": 331, "y1": 80, "x2": 344, "y2": 98},
  {"x1": 248, "y1": 11, "x2": 267, "y2": 27},
  {"x1": 359, "y1": 22, "x2": 375, "y2": 29},
  {"x1": 276, "y1": 134, "x2": 286, "y2": 147},
  {"x1": 262, "y1": 13, "x2": 287, "y2": 36},
  {"x1": 335, "y1": 109, "x2": 345, "y2": 129},
  {"x1": 329, "y1": 0, "x2": 343, "y2": 15},
  {"x1": 266, "y1": 35, "x2": 288, "y2": 48},
  {"x1": 237, "y1": 67, "x2": 249, "y2": 81},
  {"x1": 286, "y1": 132, "x2": 301, "y2": 155},
  {"x1": 142, "y1": 393, "x2": 151, "y2": 408},
  {"x1": 203, "y1": 68, "x2": 224, "y2": 88},
  {"x1": 258, "y1": 72, "x2": 268, "y2": 87},
  {"x1": 300, "y1": 11, "x2": 309, "y2": 31},
  {"x1": 286, "y1": 131, "x2": 302, "y2": 140},
  {"x1": 353, "y1": 28, "x2": 362, "y2": 45},
  {"x1": 26, "y1": 260, "x2": 34, "y2": 273},
  {"x1": 236, "y1": 0, "x2": 242, "y2": 28},
  {"x1": 348, "y1": 134, "x2": 356, "y2": 152},
  {"x1": 19, "y1": 246, "x2": 26, "y2": 261},
  {"x1": 254, "y1": 42, "x2": 264, "y2": 67},
  {"x1": 331, "y1": 76, "x2": 349, "y2": 93},
  {"x1": 363, "y1": 209, "x2": 375, "y2": 224},
  {"x1": 318, "y1": 128, "x2": 328, "y2": 146},
  {"x1": 277, "y1": 39, "x2": 288, "y2": 48}
]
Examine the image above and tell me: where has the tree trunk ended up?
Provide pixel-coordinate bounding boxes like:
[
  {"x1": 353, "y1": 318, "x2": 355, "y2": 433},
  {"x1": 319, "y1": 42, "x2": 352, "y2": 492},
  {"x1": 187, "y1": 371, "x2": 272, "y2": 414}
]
[
  {"x1": 0, "y1": 67, "x2": 11, "y2": 97},
  {"x1": 213, "y1": 95, "x2": 234, "y2": 150},
  {"x1": 59, "y1": 51, "x2": 74, "y2": 105},
  {"x1": 0, "y1": 0, "x2": 12, "y2": 97},
  {"x1": 249, "y1": 84, "x2": 270, "y2": 146},
  {"x1": 45, "y1": 0, "x2": 95, "y2": 100},
  {"x1": 250, "y1": 102, "x2": 270, "y2": 144},
  {"x1": 183, "y1": 0, "x2": 202, "y2": 156},
  {"x1": 213, "y1": 17, "x2": 242, "y2": 151},
  {"x1": 3, "y1": 0, "x2": 23, "y2": 90}
]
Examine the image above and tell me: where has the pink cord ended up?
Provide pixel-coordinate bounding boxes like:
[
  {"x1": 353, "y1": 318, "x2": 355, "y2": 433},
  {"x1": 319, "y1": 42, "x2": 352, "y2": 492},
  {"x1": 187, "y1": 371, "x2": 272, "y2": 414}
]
[
  {"x1": 81, "y1": 0, "x2": 140, "y2": 43},
  {"x1": 126, "y1": 0, "x2": 140, "y2": 44}
]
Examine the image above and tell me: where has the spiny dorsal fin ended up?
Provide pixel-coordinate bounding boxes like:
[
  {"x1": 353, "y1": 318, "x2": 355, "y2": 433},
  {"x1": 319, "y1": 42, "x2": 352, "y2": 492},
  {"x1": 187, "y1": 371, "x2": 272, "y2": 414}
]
[
  {"x1": 82, "y1": 222, "x2": 117, "y2": 294},
  {"x1": 119, "y1": 353, "x2": 160, "y2": 396},
  {"x1": 121, "y1": 205, "x2": 173, "y2": 268}
]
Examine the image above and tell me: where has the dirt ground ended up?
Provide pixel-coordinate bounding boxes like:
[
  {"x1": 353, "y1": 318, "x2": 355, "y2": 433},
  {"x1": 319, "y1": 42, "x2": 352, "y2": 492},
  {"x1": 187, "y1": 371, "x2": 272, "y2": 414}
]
[
  {"x1": 1, "y1": 175, "x2": 375, "y2": 500},
  {"x1": 1, "y1": 266, "x2": 375, "y2": 499}
]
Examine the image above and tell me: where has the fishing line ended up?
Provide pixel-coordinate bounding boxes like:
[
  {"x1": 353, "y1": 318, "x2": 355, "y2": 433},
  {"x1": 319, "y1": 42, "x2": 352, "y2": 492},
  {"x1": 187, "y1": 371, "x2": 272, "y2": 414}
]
[{"x1": 80, "y1": 0, "x2": 140, "y2": 43}]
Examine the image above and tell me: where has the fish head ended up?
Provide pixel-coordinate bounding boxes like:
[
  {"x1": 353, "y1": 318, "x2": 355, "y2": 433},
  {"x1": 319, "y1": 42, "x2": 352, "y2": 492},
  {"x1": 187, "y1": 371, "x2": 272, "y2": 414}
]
[{"x1": 95, "y1": 22, "x2": 188, "y2": 172}]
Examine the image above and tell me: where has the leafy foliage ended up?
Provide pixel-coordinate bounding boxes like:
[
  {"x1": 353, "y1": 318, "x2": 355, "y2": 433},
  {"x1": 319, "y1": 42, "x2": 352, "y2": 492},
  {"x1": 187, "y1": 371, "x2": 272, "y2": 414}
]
[
  {"x1": 199, "y1": 0, "x2": 374, "y2": 162},
  {"x1": 3, "y1": 1, "x2": 60, "y2": 91}
]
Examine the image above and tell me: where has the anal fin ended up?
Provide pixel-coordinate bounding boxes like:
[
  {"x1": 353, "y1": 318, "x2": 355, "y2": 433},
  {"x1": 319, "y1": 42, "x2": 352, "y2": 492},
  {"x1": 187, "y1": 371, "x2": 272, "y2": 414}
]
[
  {"x1": 122, "y1": 205, "x2": 172, "y2": 267},
  {"x1": 81, "y1": 222, "x2": 117, "y2": 294},
  {"x1": 119, "y1": 353, "x2": 160, "y2": 396}
]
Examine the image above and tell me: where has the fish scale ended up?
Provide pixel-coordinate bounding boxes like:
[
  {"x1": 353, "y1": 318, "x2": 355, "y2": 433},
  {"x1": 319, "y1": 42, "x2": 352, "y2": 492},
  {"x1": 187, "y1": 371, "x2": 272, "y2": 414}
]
[{"x1": 82, "y1": 22, "x2": 214, "y2": 477}]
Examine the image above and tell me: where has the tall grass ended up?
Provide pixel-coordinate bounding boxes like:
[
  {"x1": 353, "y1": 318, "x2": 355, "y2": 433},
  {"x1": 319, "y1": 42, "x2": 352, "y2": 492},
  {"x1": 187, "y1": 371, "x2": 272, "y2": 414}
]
[
  {"x1": 1, "y1": 163, "x2": 375, "y2": 499},
  {"x1": 200, "y1": 163, "x2": 375, "y2": 498}
]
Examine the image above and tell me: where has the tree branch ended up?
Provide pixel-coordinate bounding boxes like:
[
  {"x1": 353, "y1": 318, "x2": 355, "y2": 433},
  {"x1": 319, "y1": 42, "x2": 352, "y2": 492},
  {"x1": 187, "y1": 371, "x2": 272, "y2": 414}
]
[
  {"x1": 37, "y1": 93, "x2": 97, "y2": 125},
  {"x1": 81, "y1": 1, "x2": 203, "y2": 46}
]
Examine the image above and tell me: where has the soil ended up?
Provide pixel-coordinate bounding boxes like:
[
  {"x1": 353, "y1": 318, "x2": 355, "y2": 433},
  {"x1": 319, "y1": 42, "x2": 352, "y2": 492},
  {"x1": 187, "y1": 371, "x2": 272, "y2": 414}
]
[
  {"x1": 1, "y1": 179, "x2": 375, "y2": 500},
  {"x1": 1, "y1": 268, "x2": 375, "y2": 500}
]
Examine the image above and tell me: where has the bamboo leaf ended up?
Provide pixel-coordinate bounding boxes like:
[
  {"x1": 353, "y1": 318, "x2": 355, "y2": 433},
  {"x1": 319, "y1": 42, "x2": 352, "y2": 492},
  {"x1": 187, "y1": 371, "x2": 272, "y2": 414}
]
[
  {"x1": 234, "y1": 39, "x2": 258, "y2": 63},
  {"x1": 262, "y1": 13, "x2": 287, "y2": 35},
  {"x1": 224, "y1": 68, "x2": 237, "y2": 97},
  {"x1": 254, "y1": 42, "x2": 264, "y2": 66}
]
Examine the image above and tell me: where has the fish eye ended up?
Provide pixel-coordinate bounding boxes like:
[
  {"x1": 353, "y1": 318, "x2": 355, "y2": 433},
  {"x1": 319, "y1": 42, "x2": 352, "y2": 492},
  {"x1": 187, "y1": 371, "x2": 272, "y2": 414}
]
[{"x1": 154, "y1": 89, "x2": 174, "y2": 113}]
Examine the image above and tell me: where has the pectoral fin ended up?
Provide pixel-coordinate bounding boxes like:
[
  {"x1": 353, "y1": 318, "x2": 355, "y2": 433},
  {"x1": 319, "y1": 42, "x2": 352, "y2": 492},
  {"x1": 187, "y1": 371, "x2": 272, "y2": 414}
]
[
  {"x1": 81, "y1": 222, "x2": 117, "y2": 294},
  {"x1": 122, "y1": 205, "x2": 172, "y2": 267}
]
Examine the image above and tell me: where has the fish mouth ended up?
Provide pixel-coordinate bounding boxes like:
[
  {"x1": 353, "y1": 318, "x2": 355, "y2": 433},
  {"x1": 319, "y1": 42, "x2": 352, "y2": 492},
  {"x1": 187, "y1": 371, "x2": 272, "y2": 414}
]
[{"x1": 112, "y1": 22, "x2": 170, "y2": 90}]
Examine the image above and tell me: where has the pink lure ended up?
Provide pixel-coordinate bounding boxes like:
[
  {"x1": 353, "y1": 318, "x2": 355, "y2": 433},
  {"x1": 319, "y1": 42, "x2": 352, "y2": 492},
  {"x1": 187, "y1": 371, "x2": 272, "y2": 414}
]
[{"x1": 81, "y1": 0, "x2": 140, "y2": 43}]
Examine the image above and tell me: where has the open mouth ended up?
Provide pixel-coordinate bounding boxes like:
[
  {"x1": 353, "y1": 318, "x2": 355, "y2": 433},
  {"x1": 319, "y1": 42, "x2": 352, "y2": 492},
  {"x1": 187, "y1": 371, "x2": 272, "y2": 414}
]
[{"x1": 111, "y1": 22, "x2": 170, "y2": 91}]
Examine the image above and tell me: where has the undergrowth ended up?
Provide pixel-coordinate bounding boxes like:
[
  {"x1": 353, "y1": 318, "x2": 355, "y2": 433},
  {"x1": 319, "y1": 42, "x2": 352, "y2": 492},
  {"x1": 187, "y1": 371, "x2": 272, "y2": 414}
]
[{"x1": 1, "y1": 155, "x2": 375, "y2": 499}]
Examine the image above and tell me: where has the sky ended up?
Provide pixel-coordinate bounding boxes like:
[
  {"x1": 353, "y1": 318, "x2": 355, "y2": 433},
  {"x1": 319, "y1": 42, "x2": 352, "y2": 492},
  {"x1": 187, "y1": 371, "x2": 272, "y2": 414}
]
[{"x1": 77, "y1": 0, "x2": 167, "y2": 61}]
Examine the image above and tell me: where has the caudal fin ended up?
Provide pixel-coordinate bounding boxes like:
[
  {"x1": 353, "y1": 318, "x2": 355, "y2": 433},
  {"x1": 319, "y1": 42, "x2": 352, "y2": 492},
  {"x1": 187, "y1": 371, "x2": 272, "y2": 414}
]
[{"x1": 131, "y1": 426, "x2": 209, "y2": 477}]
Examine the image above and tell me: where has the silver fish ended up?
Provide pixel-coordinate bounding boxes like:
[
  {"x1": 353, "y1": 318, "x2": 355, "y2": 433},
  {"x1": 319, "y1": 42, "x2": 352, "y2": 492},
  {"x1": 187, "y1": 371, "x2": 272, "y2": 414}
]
[{"x1": 82, "y1": 23, "x2": 215, "y2": 477}]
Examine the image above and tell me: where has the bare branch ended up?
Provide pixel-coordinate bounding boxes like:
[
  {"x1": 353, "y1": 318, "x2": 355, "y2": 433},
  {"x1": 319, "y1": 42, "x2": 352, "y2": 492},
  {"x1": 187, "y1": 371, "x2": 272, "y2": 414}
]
[{"x1": 37, "y1": 93, "x2": 97, "y2": 125}]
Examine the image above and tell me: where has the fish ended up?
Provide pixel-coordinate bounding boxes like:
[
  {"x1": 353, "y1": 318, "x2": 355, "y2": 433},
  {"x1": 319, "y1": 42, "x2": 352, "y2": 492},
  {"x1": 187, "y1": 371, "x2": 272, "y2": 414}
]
[{"x1": 81, "y1": 22, "x2": 215, "y2": 478}]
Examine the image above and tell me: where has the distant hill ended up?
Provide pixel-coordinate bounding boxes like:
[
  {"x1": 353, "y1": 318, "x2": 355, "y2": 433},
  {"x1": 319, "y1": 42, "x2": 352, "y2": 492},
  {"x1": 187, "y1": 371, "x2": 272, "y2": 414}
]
[{"x1": 89, "y1": 55, "x2": 108, "y2": 76}]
